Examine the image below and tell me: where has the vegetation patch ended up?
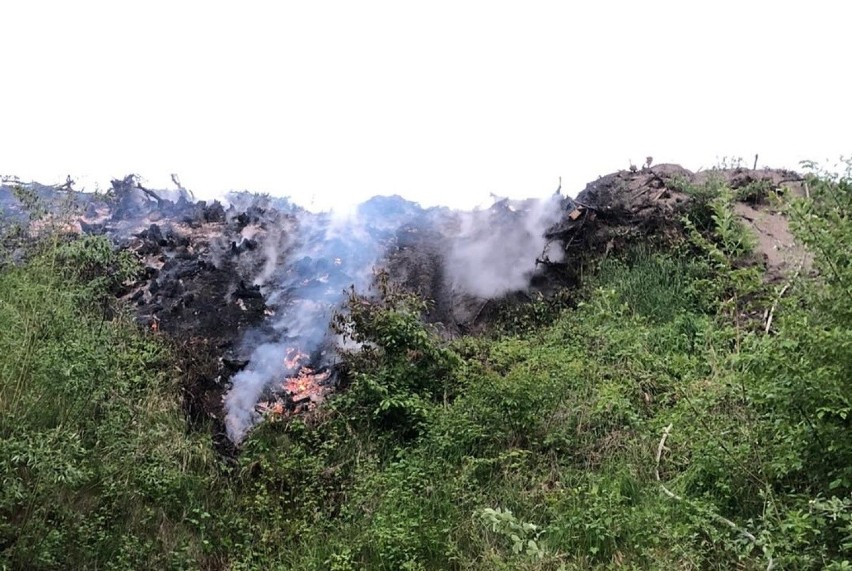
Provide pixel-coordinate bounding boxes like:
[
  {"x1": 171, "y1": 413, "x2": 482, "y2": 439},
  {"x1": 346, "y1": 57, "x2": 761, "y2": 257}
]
[{"x1": 1, "y1": 162, "x2": 850, "y2": 569}]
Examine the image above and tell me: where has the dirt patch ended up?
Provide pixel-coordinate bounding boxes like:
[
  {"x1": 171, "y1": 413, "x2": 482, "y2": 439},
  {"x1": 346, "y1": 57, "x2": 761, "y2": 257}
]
[
  {"x1": 545, "y1": 164, "x2": 808, "y2": 280},
  {"x1": 734, "y1": 202, "x2": 809, "y2": 279}
]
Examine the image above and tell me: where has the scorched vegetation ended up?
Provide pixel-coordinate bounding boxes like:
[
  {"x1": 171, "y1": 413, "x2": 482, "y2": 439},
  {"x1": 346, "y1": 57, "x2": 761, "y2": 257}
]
[{"x1": 1, "y1": 162, "x2": 850, "y2": 570}]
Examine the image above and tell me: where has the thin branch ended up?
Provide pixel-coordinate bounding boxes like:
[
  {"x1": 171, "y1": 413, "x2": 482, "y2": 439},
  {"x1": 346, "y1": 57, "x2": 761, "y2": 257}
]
[
  {"x1": 764, "y1": 260, "x2": 802, "y2": 334},
  {"x1": 470, "y1": 299, "x2": 491, "y2": 325},
  {"x1": 171, "y1": 173, "x2": 194, "y2": 200},
  {"x1": 111, "y1": 175, "x2": 164, "y2": 205},
  {"x1": 55, "y1": 175, "x2": 77, "y2": 192},
  {"x1": 556, "y1": 208, "x2": 592, "y2": 250},
  {"x1": 655, "y1": 424, "x2": 774, "y2": 570},
  {"x1": 134, "y1": 181, "x2": 164, "y2": 205},
  {"x1": 536, "y1": 239, "x2": 568, "y2": 267},
  {"x1": 655, "y1": 424, "x2": 682, "y2": 501}
]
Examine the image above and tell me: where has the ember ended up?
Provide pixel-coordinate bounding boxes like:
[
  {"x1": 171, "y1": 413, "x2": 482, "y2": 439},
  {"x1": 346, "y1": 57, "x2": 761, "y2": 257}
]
[
  {"x1": 256, "y1": 350, "x2": 334, "y2": 419},
  {"x1": 282, "y1": 366, "x2": 331, "y2": 404},
  {"x1": 256, "y1": 401, "x2": 285, "y2": 416}
]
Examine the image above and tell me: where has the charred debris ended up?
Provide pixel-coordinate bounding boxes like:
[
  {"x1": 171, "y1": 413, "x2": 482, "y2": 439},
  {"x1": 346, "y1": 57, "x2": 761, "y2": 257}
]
[{"x1": 0, "y1": 166, "x2": 803, "y2": 446}]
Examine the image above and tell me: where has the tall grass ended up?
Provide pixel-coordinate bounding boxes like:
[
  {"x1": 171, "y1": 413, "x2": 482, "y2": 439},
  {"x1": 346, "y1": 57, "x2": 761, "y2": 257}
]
[
  {"x1": 0, "y1": 239, "x2": 219, "y2": 570},
  {"x1": 593, "y1": 248, "x2": 704, "y2": 322}
]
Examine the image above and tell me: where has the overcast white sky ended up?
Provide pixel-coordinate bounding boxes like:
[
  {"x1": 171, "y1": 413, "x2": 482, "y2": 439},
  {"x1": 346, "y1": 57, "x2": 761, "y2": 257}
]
[{"x1": 1, "y1": 1, "x2": 849, "y2": 209}]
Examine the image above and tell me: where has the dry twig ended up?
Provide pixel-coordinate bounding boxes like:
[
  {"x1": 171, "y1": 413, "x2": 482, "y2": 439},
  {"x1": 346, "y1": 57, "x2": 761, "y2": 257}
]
[
  {"x1": 655, "y1": 424, "x2": 774, "y2": 570},
  {"x1": 55, "y1": 175, "x2": 76, "y2": 192},
  {"x1": 765, "y1": 260, "x2": 804, "y2": 334}
]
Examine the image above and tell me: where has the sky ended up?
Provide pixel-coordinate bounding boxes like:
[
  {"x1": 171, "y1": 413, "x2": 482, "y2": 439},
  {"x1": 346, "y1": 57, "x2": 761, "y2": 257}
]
[{"x1": 1, "y1": 1, "x2": 849, "y2": 210}]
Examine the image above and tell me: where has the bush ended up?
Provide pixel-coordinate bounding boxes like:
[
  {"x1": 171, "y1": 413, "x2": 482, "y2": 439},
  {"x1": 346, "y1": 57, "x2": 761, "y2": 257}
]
[
  {"x1": 0, "y1": 240, "x2": 218, "y2": 570},
  {"x1": 331, "y1": 269, "x2": 460, "y2": 437}
]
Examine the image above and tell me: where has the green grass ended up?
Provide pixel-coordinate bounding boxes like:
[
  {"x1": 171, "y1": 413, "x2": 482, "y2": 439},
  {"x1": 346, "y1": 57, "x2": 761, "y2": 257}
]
[
  {"x1": 0, "y1": 239, "x2": 221, "y2": 570},
  {"x1": 1, "y1": 168, "x2": 850, "y2": 569}
]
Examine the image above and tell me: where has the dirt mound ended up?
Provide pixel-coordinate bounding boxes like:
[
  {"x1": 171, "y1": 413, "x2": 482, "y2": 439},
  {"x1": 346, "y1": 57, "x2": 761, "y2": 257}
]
[
  {"x1": 1, "y1": 164, "x2": 809, "y2": 443},
  {"x1": 546, "y1": 164, "x2": 807, "y2": 278}
]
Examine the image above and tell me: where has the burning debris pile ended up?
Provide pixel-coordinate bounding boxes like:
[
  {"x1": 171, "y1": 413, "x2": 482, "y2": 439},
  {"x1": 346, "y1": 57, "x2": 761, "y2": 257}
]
[
  {"x1": 0, "y1": 175, "x2": 571, "y2": 443},
  {"x1": 254, "y1": 347, "x2": 333, "y2": 418},
  {"x1": 0, "y1": 164, "x2": 804, "y2": 444}
]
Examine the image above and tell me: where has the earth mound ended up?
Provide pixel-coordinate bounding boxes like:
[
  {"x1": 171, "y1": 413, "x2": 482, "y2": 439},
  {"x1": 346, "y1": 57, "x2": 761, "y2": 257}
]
[{"x1": 0, "y1": 164, "x2": 807, "y2": 443}]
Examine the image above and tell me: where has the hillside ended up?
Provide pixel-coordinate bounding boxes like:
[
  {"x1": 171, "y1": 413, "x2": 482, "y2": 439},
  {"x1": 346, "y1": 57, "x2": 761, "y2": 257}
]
[{"x1": 0, "y1": 162, "x2": 849, "y2": 570}]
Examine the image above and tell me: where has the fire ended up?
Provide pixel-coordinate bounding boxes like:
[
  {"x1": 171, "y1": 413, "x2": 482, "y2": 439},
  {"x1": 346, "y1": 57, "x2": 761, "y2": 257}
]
[
  {"x1": 256, "y1": 348, "x2": 333, "y2": 419},
  {"x1": 256, "y1": 401, "x2": 285, "y2": 416},
  {"x1": 282, "y1": 366, "x2": 330, "y2": 403}
]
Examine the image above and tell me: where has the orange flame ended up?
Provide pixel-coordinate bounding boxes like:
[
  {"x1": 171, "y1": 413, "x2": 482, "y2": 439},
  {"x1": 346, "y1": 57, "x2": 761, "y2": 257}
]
[
  {"x1": 257, "y1": 348, "x2": 333, "y2": 418},
  {"x1": 282, "y1": 367, "x2": 331, "y2": 403}
]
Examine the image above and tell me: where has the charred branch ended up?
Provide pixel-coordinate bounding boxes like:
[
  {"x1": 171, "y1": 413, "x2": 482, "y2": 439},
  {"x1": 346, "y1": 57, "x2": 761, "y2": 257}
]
[
  {"x1": 171, "y1": 173, "x2": 194, "y2": 201},
  {"x1": 135, "y1": 182, "x2": 164, "y2": 205},
  {"x1": 55, "y1": 175, "x2": 77, "y2": 192},
  {"x1": 110, "y1": 174, "x2": 164, "y2": 206}
]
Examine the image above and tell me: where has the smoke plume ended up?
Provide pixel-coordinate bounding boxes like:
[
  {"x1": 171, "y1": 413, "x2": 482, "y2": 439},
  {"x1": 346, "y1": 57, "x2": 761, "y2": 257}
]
[
  {"x1": 223, "y1": 196, "x2": 426, "y2": 441},
  {"x1": 223, "y1": 193, "x2": 564, "y2": 442},
  {"x1": 445, "y1": 194, "x2": 564, "y2": 298}
]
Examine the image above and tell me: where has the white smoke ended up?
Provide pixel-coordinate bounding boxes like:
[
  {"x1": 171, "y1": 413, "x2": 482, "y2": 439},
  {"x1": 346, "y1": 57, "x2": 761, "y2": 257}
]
[
  {"x1": 445, "y1": 194, "x2": 563, "y2": 298},
  {"x1": 224, "y1": 343, "x2": 286, "y2": 442},
  {"x1": 223, "y1": 198, "x2": 423, "y2": 442},
  {"x1": 223, "y1": 192, "x2": 565, "y2": 442}
]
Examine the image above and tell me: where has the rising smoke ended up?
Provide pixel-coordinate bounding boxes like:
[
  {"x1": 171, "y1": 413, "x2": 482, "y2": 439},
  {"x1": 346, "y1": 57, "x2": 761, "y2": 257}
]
[
  {"x1": 0, "y1": 178, "x2": 567, "y2": 443},
  {"x1": 223, "y1": 192, "x2": 565, "y2": 442},
  {"x1": 444, "y1": 194, "x2": 564, "y2": 298},
  {"x1": 223, "y1": 196, "x2": 426, "y2": 441}
]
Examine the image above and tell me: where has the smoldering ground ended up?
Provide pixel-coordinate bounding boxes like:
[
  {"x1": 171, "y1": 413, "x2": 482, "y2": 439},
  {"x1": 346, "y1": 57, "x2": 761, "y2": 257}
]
[
  {"x1": 0, "y1": 177, "x2": 568, "y2": 443},
  {"x1": 222, "y1": 192, "x2": 567, "y2": 442}
]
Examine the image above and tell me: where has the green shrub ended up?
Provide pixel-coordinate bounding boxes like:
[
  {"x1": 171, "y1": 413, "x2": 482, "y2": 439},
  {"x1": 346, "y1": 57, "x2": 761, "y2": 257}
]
[{"x1": 0, "y1": 240, "x2": 218, "y2": 570}]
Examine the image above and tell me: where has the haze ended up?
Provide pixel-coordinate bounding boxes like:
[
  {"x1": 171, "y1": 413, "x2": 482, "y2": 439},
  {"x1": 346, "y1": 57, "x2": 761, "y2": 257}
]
[{"x1": 1, "y1": 1, "x2": 849, "y2": 210}]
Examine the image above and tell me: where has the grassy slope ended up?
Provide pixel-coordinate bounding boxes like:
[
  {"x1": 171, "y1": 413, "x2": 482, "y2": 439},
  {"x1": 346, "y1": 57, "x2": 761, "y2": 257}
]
[
  {"x1": 0, "y1": 236, "x2": 221, "y2": 570},
  {"x1": 1, "y1": 168, "x2": 850, "y2": 570}
]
